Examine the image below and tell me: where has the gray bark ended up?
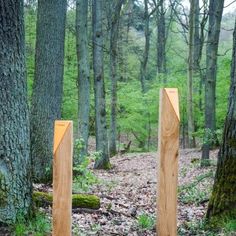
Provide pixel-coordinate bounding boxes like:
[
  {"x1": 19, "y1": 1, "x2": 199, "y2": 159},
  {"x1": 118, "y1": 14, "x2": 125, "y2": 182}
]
[
  {"x1": 109, "y1": 0, "x2": 124, "y2": 156},
  {"x1": 92, "y1": 0, "x2": 110, "y2": 169},
  {"x1": 140, "y1": 0, "x2": 150, "y2": 93},
  {"x1": 187, "y1": 0, "x2": 196, "y2": 148},
  {"x1": 202, "y1": 0, "x2": 224, "y2": 162},
  {"x1": 31, "y1": 0, "x2": 67, "y2": 181},
  {"x1": 0, "y1": 0, "x2": 32, "y2": 223},
  {"x1": 207, "y1": 19, "x2": 236, "y2": 218},
  {"x1": 76, "y1": 0, "x2": 90, "y2": 161},
  {"x1": 156, "y1": 0, "x2": 167, "y2": 81},
  {"x1": 193, "y1": 0, "x2": 200, "y2": 72}
]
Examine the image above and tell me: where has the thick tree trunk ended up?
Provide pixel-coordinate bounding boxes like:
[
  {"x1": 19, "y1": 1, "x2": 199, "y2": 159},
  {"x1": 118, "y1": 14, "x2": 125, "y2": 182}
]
[
  {"x1": 187, "y1": 0, "x2": 196, "y2": 148},
  {"x1": 76, "y1": 0, "x2": 90, "y2": 161},
  {"x1": 30, "y1": 0, "x2": 67, "y2": 182},
  {"x1": 156, "y1": 0, "x2": 167, "y2": 82},
  {"x1": 0, "y1": 1, "x2": 32, "y2": 223},
  {"x1": 92, "y1": 0, "x2": 110, "y2": 169},
  {"x1": 109, "y1": 0, "x2": 124, "y2": 156},
  {"x1": 207, "y1": 20, "x2": 236, "y2": 219},
  {"x1": 202, "y1": 0, "x2": 224, "y2": 163}
]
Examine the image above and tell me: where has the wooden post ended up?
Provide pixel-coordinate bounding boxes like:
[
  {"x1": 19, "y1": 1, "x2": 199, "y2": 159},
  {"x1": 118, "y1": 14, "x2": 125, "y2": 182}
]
[
  {"x1": 53, "y1": 120, "x2": 73, "y2": 236},
  {"x1": 157, "y1": 88, "x2": 180, "y2": 236}
]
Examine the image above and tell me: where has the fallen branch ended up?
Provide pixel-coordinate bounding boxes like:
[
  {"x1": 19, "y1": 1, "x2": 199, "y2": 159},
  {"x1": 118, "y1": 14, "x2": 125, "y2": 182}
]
[{"x1": 33, "y1": 191, "x2": 100, "y2": 209}]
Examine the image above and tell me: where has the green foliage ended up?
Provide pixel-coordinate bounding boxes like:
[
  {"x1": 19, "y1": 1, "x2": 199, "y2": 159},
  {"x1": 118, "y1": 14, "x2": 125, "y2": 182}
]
[
  {"x1": 137, "y1": 213, "x2": 155, "y2": 230},
  {"x1": 178, "y1": 219, "x2": 216, "y2": 236},
  {"x1": 179, "y1": 185, "x2": 209, "y2": 205},
  {"x1": 73, "y1": 139, "x2": 99, "y2": 192},
  {"x1": 179, "y1": 217, "x2": 236, "y2": 236},
  {"x1": 13, "y1": 212, "x2": 51, "y2": 236},
  {"x1": 24, "y1": 3, "x2": 232, "y2": 152},
  {"x1": 179, "y1": 171, "x2": 214, "y2": 205},
  {"x1": 224, "y1": 219, "x2": 236, "y2": 232}
]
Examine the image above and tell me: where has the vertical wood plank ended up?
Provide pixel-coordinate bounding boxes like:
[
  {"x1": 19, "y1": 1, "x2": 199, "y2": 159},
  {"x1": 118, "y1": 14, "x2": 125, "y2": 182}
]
[
  {"x1": 157, "y1": 88, "x2": 180, "y2": 236},
  {"x1": 53, "y1": 121, "x2": 73, "y2": 236}
]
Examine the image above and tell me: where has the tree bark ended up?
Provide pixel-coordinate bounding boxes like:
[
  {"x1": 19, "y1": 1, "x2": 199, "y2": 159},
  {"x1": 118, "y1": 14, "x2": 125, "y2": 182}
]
[
  {"x1": 30, "y1": 0, "x2": 67, "y2": 182},
  {"x1": 140, "y1": 0, "x2": 150, "y2": 93},
  {"x1": 156, "y1": 0, "x2": 167, "y2": 82},
  {"x1": 187, "y1": 0, "x2": 196, "y2": 148},
  {"x1": 76, "y1": 0, "x2": 90, "y2": 161},
  {"x1": 202, "y1": 0, "x2": 224, "y2": 162},
  {"x1": 193, "y1": 0, "x2": 200, "y2": 72},
  {"x1": 109, "y1": 0, "x2": 124, "y2": 156},
  {"x1": 207, "y1": 19, "x2": 236, "y2": 219},
  {"x1": 0, "y1": 1, "x2": 32, "y2": 223},
  {"x1": 92, "y1": 0, "x2": 110, "y2": 169}
]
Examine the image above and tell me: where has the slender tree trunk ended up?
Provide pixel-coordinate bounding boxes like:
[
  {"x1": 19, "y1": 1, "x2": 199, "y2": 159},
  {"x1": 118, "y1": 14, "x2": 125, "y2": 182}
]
[
  {"x1": 193, "y1": 0, "x2": 200, "y2": 72},
  {"x1": 202, "y1": 0, "x2": 224, "y2": 163},
  {"x1": 207, "y1": 19, "x2": 236, "y2": 219},
  {"x1": 92, "y1": 0, "x2": 110, "y2": 169},
  {"x1": 187, "y1": 0, "x2": 196, "y2": 148},
  {"x1": 109, "y1": 0, "x2": 124, "y2": 156},
  {"x1": 198, "y1": 0, "x2": 208, "y2": 112},
  {"x1": 76, "y1": 0, "x2": 90, "y2": 161},
  {"x1": 140, "y1": 0, "x2": 150, "y2": 93},
  {"x1": 0, "y1": 1, "x2": 32, "y2": 223},
  {"x1": 31, "y1": 0, "x2": 67, "y2": 182},
  {"x1": 156, "y1": 0, "x2": 167, "y2": 82}
]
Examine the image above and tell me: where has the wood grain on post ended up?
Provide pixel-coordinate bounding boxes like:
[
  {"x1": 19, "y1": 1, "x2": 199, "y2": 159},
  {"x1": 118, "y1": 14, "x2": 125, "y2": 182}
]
[
  {"x1": 53, "y1": 121, "x2": 73, "y2": 236},
  {"x1": 157, "y1": 88, "x2": 180, "y2": 236}
]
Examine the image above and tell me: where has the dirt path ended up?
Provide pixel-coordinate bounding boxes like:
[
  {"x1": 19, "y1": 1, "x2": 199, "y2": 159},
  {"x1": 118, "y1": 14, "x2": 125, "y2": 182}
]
[{"x1": 72, "y1": 149, "x2": 217, "y2": 235}]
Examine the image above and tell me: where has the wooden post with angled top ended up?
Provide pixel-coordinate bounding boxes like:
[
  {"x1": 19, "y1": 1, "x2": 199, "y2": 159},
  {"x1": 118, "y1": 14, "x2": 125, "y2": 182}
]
[
  {"x1": 157, "y1": 88, "x2": 180, "y2": 236},
  {"x1": 53, "y1": 120, "x2": 73, "y2": 236}
]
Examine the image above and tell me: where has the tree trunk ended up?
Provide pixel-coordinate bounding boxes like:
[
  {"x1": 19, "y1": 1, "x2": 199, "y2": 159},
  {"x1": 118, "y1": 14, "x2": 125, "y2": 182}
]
[
  {"x1": 0, "y1": 1, "x2": 32, "y2": 223},
  {"x1": 109, "y1": 0, "x2": 124, "y2": 156},
  {"x1": 30, "y1": 0, "x2": 67, "y2": 182},
  {"x1": 187, "y1": 0, "x2": 196, "y2": 148},
  {"x1": 92, "y1": 0, "x2": 110, "y2": 169},
  {"x1": 76, "y1": 0, "x2": 90, "y2": 161},
  {"x1": 206, "y1": 19, "x2": 236, "y2": 219},
  {"x1": 140, "y1": 0, "x2": 150, "y2": 93},
  {"x1": 202, "y1": 0, "x2": 224, "y2": 163},
  {"x1": 198, "y1": 1, "x2": 208, "y2": 112},
  {"x1": 193, "y1": 0, "x2": 200, "y2": 72},
  {"x1": 156, "y1": 0, "x2": 167, "y2": 82}
]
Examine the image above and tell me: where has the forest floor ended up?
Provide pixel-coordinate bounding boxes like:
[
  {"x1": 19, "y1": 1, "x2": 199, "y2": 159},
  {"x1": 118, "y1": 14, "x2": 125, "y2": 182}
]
[
  {"x1": 69, "y1": 149, "x2": 218, "y2": 236},
  {"x1": 0, "y1": 149, "x2": 223, "y2": 236}
]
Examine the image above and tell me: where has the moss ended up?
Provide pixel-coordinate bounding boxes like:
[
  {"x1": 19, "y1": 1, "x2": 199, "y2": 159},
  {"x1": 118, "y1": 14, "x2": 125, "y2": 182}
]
[
  {"x1": 33, "y1": 191, "x2": 100, "y2": 209},
  {"x1": 207, "y1": 156, "x2": 236, "y2": 218},
  {"x1": 103, "y1": 162, "x2": 112, "y2": 170},
  {"x1": 227, "y1": 139, "x2": 236, "y2": 148},
  {"x1": 72, "y1": 194, "x2": 100, "y2": 209},
  {"x1": 207, "y1": 212, "x2": 236, "y2": 231},
  {"x1": 33, "y1": 191, "x2": 53, "y2": 208},
  {"x1": 0, "y1": 172, "x2": 8, "y2": 207}
]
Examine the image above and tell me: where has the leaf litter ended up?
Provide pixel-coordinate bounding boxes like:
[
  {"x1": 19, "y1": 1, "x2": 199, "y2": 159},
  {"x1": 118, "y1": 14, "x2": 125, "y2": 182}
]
[{"x1": 70, "y1": 149, "x2": 217, "y2": 235}]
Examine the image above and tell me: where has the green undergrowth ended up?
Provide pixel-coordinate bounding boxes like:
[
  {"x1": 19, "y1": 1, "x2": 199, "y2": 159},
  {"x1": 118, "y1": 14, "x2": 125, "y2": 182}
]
[
  {"x1": 178, "y1": 171, "x2": 214, "y2": 205},
  {"x1": 13, "y1": 211, "x2": 51, "y2": 236},
  {"x1": 179, "y1": 217, "x2": 236, "y2": 235},
  {"x1": 137, "y1": 213, "x2": 155, "y2": 230},
  {"x1": 73, "y1": 139, "x2": 99, "y2": 192}
]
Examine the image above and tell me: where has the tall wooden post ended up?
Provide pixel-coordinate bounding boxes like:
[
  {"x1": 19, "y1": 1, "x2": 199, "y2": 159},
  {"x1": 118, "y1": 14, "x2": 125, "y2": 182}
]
[
  {"x1": 53, "y1": 121, "x2": 73, "y2": 236},
  {"x1": 157, "y1": 88, "x2": 180, "y2": 236}
]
